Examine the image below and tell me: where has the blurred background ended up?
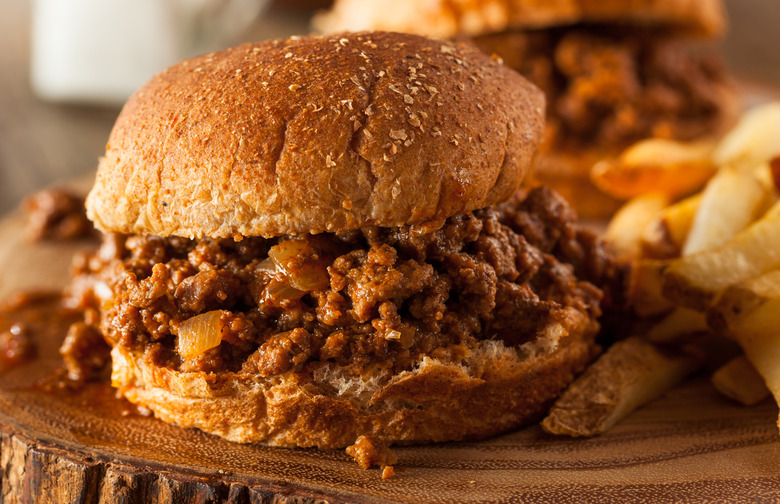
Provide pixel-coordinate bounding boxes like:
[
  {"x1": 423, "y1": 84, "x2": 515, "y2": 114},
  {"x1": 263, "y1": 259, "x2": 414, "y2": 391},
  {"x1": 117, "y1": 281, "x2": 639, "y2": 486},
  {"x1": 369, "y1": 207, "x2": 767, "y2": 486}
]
[{"x1": 0, "y1": 0, "x2": 778, "y2": 215}]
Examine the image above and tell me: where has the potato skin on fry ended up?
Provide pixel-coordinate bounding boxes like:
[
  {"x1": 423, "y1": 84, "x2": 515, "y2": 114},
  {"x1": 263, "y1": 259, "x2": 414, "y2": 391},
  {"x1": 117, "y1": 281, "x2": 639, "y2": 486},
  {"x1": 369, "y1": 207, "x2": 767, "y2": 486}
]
[
  {"x1": 711, "y1": 355, "x2": 770, "y2": 407},
  {"x1": 708, "y1": 270, "x2": 780, "y2": 337},
  {"x1": 541, "y1": 337, "x2": 703, "y2": 437},
  {"x1": 629, "y1": 259, "x2": 674, "y2": 317},
  {"x1": 720, "y1": 299, "x2": 780, "y2": 432},
  {"x1": 640, "y1": 194, "x2": 701, "y2": 260},
  {"x1": 591, "y1": 139, "x2": 716, "y2": 200},
  {"x1": 605, "y1": 193, "x2": 669, "y2": 263},
  {"x1": 663, "y1": 201, "x2": 780, "y2": 311}
]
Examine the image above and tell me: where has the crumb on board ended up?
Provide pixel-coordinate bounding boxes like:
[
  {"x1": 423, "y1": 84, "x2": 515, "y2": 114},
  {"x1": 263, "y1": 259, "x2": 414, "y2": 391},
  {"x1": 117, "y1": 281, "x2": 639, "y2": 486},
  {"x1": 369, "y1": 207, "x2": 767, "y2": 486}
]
[{"x1": 345, "y1": 434, "x2": 398, "y2": 479}]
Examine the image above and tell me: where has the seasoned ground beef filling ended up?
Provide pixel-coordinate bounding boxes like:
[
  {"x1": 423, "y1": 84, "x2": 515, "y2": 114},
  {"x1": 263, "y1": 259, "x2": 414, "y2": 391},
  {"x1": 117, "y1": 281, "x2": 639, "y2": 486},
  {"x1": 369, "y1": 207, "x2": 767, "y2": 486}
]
[
  {"x1": 67, "y1": 188, "x2": 613, "y2": 378},
  {"x1": 23, "y1": 188, "x2": 94, "y2": 242},
  {"x1": 473, "y1": 26, "x2": 731, "y2": 153}
]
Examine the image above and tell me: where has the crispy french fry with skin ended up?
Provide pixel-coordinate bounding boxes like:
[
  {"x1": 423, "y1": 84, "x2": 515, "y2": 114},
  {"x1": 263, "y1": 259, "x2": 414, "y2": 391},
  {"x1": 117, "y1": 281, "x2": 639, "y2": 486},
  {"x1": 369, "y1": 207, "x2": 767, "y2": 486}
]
[
  {"x1": 753, "y1": 162, "x2": 780, "y2": 215},
  {"x1": 682, "y1": 165, "x2": 769, "y2": 256},
  {"x1": 713, "y1": 102, "x2": 780, "y2": 170},
  {"x1": 622, "y1": 138, "x2": 714, "y2": 168},
  {"x1": 630, "y1": 259, "x2": 674, "y2": 317},
  {"x1": 753, "y1": 161, "x2": 777, "y2": 190},
  {"x1": 645, "y1": 307, "x2": 708, "y2": 343},
  {"x1": 591, "y1": 139, "x2": 716, "y2": 200},
  {"x1": 663, "y1": 200, "x2": 780, "y2": 311},
  {"x1": 541, "y1": 337, "x2": 704, "y2": 437},
  {"x1": 605, "y1": 193, "x2": 670, "y2": 263},
  {"x1": 711, "y1": 355, "x2": 771, "y2": 406},
  {"x1": 723, "y1": 300, "x2": 780, "y2": 431},
  {"x1": 598, "y1": 102, "x2": 780, "y2": 436},
  {"x1": 708, "y1": 270, "x2": 780, "y2": 335},
  {"x1": 710, "y1": 269, "x2": 780, "y2": 426},
  {"x1": 770, "y1": 156, "x2": 780, "y2": 192},
  {"x1": 640, "y1": 194, "x2": 701, "y2": 259}
]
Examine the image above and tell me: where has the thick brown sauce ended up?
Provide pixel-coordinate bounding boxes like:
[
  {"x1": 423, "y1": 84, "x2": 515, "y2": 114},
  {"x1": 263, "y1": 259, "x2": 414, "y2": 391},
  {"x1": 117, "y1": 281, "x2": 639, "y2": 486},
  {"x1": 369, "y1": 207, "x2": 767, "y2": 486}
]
[
  {"x1": 0, "y1": 291, "x2": 142, "y2": 419},
  {"x1": 0, "y1": 292, "x2": 70, "y2": 371}
]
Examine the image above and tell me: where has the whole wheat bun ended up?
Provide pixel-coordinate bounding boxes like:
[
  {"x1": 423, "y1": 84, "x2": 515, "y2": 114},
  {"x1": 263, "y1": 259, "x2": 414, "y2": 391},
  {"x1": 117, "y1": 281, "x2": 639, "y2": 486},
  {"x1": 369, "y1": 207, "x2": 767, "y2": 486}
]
[
  {"x1": 86, "y1": 31, "x2": 544, "y2": 239},
  {"x1": 111, "y1": 311, "x2": 598, "y2": 448},
  {"x1": 313, "y1": 0, "x2": 727, "y2": 40}
]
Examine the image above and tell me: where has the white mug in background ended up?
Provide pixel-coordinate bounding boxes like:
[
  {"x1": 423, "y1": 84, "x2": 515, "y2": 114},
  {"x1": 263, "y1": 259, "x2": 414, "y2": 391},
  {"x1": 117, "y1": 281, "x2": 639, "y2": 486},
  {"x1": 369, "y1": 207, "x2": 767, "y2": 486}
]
[{"x1": 31, "y1": 0, "x2": 268, "y2": 105}]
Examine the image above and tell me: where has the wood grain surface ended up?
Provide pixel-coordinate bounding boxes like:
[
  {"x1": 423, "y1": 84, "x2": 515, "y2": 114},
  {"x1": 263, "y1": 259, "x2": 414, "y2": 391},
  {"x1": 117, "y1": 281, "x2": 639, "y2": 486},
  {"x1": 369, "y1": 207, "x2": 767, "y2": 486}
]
[{"x1": 0, "y1": 192, "x2": 779, "y2": 503}]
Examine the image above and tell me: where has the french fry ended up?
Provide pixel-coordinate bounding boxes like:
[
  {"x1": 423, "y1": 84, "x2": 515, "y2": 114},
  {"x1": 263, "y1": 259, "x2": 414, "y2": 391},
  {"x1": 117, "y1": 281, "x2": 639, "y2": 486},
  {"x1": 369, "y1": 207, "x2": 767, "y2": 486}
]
[
  {"x1": 663, "y1": 200, "x2": 780, "y2": 311},
  {"x1": 605, "y1": 193, "x2": 670, "y2": 263},
  {"x1": 711, "y1": 355, "x2": 771, "y2": 406},
  {"x1": 640, "y1": 194, "x2": 701, "y2": 259},
  {"x1": 541, "y1": 337, "x2": 704, "y2": 437},
  {"x1": 591, "y1": 138, "x2": 716, "y2": 200},
  {"x1": 771, "y1": 156, "x2": 780, "y2": 192},
  {"x1": 713, "y1": 102, "x2": 780, "y2": 170},
  {"x1": 708, "y1": 269, "x2": 780, "y2": 335},
  {"x1": 645, "y1": 307, "x2": 708, "y2": 344},
  {"x1": 722, "y1": 298, "x2": 780, "y2": 431},
  {"x1": 753, "y1": 162, "x2": 780, "y2": 215},
  {"x1": 681, "y1": 165, "x2": 770, "y2": 256},
  {"x1": 597, "y1": 102, "x2": 780, "y2": 437},
  {"x1": 630, "y1": 259, "x2": 674, "y2": 317}
]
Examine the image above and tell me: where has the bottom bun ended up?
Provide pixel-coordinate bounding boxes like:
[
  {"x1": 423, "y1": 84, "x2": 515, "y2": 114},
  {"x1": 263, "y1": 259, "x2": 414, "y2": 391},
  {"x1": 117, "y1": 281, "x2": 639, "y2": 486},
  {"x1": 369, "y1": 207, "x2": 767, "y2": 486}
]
[{"x1": 111, "y1": 314, "x2": 599, "y2": 448}]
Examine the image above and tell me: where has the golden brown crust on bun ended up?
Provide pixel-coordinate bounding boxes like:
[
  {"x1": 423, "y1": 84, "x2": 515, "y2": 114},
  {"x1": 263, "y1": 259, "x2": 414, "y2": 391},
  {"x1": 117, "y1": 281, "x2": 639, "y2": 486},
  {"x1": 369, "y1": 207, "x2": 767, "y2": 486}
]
[
  {"x1": 313, "y1": 0, "x2": 727, "y2": 39},
  {"x1": 86, "y1": 31, "x2": 544, "y2": 239},
  {"x1": 111, "y1": 316, "x2": 599, "y2": 448}
]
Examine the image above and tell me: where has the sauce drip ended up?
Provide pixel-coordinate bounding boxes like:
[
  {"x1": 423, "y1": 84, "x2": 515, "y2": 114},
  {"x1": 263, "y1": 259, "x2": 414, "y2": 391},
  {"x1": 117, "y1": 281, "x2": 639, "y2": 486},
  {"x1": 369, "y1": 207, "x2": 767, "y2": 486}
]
[{"x1": 0, "y1": 290, "x2": 143, "y2": 418}]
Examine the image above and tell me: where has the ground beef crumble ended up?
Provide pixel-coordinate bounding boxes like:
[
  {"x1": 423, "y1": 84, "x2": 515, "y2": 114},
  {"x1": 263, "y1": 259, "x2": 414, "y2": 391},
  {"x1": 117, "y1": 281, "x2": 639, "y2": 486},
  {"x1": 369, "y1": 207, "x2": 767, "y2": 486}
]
[
  {"x1": 62, "y1": 187, "x2": 620, "y2": 379},
  {"x1": 472, "y1": 25, "x2": 732, "y2": 154},
  {"x1": 346, "y1": 435, "x2": 398, "y2": 479},
  {"x1": 23, "y1": 188, "x2": 94, "y2": 242}
]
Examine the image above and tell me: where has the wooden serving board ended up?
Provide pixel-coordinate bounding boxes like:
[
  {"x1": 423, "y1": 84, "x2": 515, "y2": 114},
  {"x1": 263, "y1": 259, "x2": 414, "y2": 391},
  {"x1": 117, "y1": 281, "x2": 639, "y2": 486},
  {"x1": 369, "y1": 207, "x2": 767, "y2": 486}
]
[{"x1": 1, "y1": 190, "x2": 780, "y2": 503}]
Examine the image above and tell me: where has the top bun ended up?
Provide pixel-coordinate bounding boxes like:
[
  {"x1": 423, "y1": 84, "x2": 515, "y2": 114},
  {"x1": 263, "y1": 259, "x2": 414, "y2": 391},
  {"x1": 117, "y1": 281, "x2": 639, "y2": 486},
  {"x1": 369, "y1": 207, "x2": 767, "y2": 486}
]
[
  {"x1": 314, "y1": 0, "x2": 727, "y2": 39},
  {"x1": 86, "y1": 31, "x2": 544, "y2": 239}
]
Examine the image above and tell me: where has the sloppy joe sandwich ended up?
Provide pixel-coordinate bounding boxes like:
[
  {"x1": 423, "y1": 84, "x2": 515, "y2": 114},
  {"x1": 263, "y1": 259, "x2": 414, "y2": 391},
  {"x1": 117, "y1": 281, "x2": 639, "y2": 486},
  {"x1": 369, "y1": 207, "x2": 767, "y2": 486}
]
[
  {"x1": 64, "y1": 31, "x2": 619, "y2": 452},
  {"x1": 314, "y1": 0, "x2": 738, "y2": 217}
]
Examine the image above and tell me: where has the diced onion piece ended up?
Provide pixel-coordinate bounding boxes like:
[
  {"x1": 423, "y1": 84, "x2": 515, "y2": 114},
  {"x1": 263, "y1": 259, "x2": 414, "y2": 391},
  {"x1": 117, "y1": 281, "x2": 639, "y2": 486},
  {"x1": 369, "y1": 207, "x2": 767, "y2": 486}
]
[
  {"x1": 178, "y1": 310, "x2": 225, "y2": 359},
  {"x1": 265, "y1": 280, "x2": 305, "y2": 302},
  {"x1": 288, "y1": 264, "x2": 329, "y2": 292},
  {"x1": 269, "y1": 238, "x2": 310, "y2": 264},
  {"x1": 268, "y1": 239, "x2": 329, "y2": 292},
  {"x1": 256, "y1": 257, "x2": 278, "y2": 275}
]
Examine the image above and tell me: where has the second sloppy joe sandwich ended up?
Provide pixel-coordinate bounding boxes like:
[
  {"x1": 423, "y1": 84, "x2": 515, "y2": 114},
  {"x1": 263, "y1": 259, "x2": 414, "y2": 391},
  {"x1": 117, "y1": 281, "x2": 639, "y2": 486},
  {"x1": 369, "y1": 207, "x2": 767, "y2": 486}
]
[
  {"x1": 65, "y1": 31, "x2": 619, "y2": 454},
  {"x1": 315, "y1": 0, "x2": 738, "y2": 217}
]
